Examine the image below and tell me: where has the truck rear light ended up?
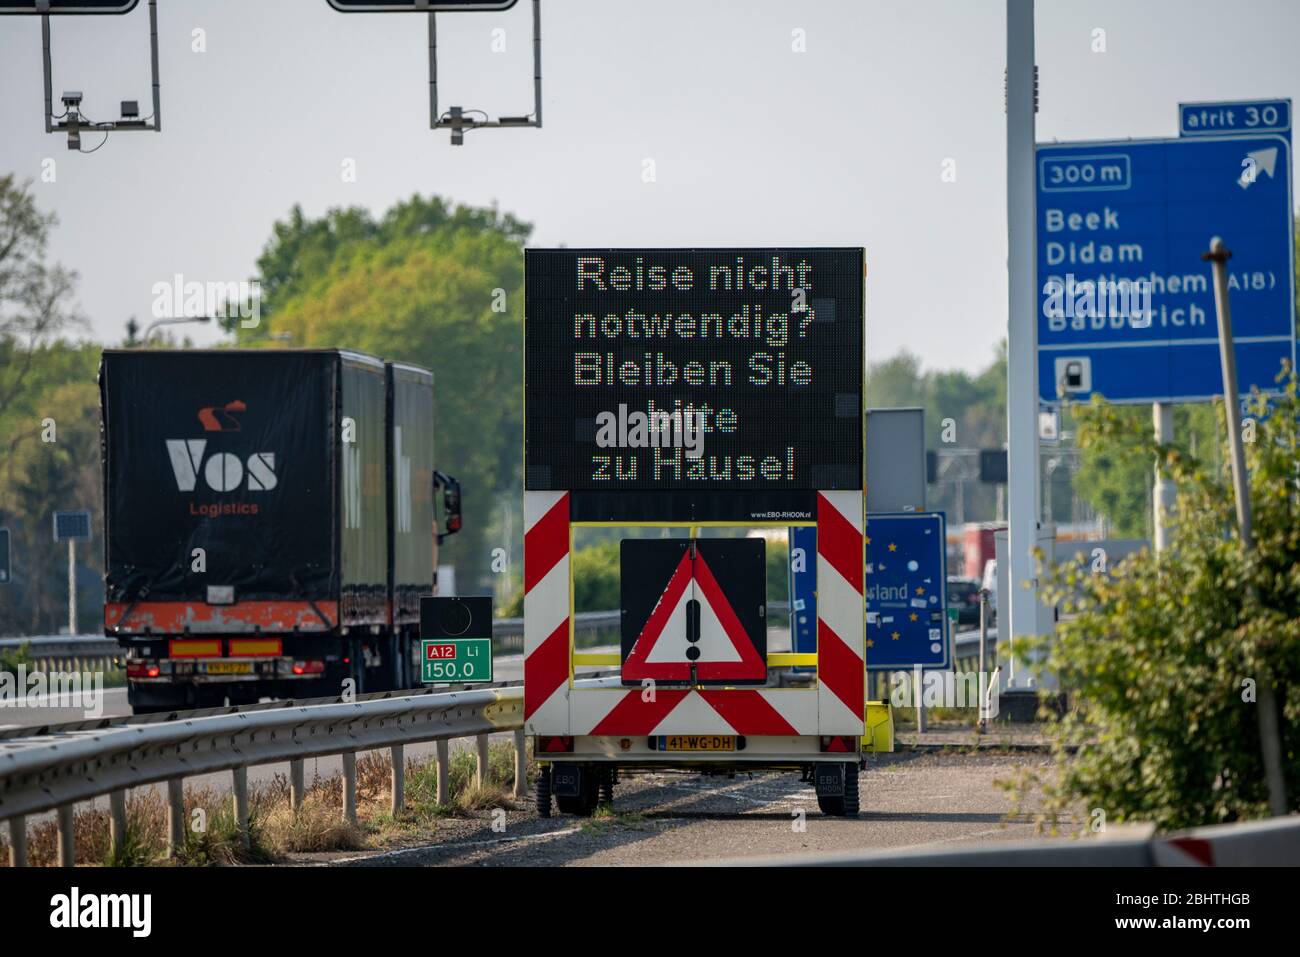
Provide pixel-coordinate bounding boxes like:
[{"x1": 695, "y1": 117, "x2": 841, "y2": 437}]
[
  {"x1": 291, "y1": 660, "x2": 325, "y2": 676},
  {"x1": 127, "y1": 662, "x2": 165, "y2": 679},
  {"x1": 820, "y1": 735, "x2": 858, "y2": 753},
  {"x1": 537, "y1": 735, "x2": 574, "y2": 754}
]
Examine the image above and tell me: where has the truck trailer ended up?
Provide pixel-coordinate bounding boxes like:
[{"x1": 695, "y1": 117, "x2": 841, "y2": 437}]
[{"x1": 99, "y1": 349, "x2": 461, "y2": 713}]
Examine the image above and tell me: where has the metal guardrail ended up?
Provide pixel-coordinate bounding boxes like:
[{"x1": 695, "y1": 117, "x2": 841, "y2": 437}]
[
  {"x1": 0, "y1": 673, "x2": 564, "y2": 742},
  {"x1": 0, "y1": 685, "x2": 531, "y2": 867},
  {"x1": 0, "y1": 635, "x2": 121, "y2": 674},
  {"x1": 0, "y1": 608, "x2": 1017, "y2": 868}
]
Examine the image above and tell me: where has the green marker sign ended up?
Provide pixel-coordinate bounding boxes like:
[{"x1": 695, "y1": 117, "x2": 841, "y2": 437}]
[{"x1": 421, "y1": 638, "x2": 493, "y2": 683}]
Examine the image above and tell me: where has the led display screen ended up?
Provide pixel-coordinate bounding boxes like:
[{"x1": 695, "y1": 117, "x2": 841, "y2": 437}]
[{"x1": 525, "y1": 247, "x2": 864, "y2": 493}]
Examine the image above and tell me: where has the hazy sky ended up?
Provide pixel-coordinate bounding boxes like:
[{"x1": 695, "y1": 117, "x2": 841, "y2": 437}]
[{"x1": 1, "y1": 0, "x2": 1297, "y2": 372}]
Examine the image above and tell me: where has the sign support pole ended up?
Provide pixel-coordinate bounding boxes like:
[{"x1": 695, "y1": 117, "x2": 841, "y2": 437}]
[
  {"x1": 1005, "y1": 0, "x2": 1040, "y2": 690},
  {"x1": 67, "y1": 539, "x2": 76, "y2": 637},
  {"x1": 1204, "y1": 236, "x2": 1287, "y2": 817},
  {"x1": 1152, "y1": 402, "x2": 1175, "y2": 551}
]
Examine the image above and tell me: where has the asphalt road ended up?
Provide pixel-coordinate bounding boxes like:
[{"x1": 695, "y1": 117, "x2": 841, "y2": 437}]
[
  {"x1": 320, "y1": 751, "x2": 1061, "y2": 867},
  {"x1": 0, "y1": 687, "x2": 131, "y2": 730}
]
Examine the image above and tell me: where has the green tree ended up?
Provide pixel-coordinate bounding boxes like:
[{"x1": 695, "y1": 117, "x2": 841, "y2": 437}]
[
  {"x1": 0, "y1": 176, "x2": 84, "y2": 456},
  {"x1": 0, "y1": 178, "x2": 95, "y2": 635},
  {"x1": 1016, "y1": 367, "x2": 1300, "y2": 831},
  {"x1": 2, "y1": 378, "x2": 102, "y2": 634},
  {"x1": 242, "y1": 196, "x2": 530, "y2": 594}
]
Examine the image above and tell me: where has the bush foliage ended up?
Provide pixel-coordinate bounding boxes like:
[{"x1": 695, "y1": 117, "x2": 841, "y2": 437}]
[{"x1": 1020, "y1": 366, "x2": 1300, "y2": 831}]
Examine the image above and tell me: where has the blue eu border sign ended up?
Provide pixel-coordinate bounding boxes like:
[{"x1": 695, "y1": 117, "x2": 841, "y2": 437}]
[
  {"x1": 1035, "y1": 132, "x2": 1295, "y2": 405},
  {"x1": 865, "y1": 512, "x2": 949, "y2": 671}
]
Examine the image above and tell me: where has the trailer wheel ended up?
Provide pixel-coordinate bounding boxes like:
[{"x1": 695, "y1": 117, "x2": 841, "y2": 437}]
[
  {"x1": 536, "y1": 765, "x2": 553, "y2": 818},
  {"x1": 597, "y1": 765, "x2": 615, "y2": 808},
  {"x1": 843, "y1": 761, "x2": 860, "y2": 818}
]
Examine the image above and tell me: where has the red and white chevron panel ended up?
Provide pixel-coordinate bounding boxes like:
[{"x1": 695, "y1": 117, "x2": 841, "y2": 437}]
[
  {"x1": 814, "y1": 491, "x2": 866, "y2": 733},
  {"x1": 523, "y1": 491, "x2": 571, "y2": 733},
  {"x1": 569, "y1": 684, "x2": 819, "y2": 736},
  {"x1": 524, "y1": 490, "x2": 865, "y2": 739}
]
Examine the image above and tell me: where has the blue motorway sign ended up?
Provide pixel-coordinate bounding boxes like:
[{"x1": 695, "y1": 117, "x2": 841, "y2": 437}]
[
  {"x1": 1036, "y1": 133, "x2": 1295, "y2": 404},
  {"x1": 865, "y1": 512, "x2": 948, "y2": 671},
  {"x1": 1180, "y1": 99, "x2": 1291, "y2": 138}
]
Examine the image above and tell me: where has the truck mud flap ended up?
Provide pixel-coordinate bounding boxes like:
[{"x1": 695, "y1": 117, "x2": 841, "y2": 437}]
[
  {"x1": 814, "y1": 763, "x2": 846, "y2": 798},
  {"x1": 550, "y1": 763, "x2": 583, "y2": 798}
]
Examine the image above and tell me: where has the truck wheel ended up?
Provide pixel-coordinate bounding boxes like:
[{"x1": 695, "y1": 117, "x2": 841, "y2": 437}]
[{"x1": 536, "y1": 765, "x2": 553, "y2": 818}]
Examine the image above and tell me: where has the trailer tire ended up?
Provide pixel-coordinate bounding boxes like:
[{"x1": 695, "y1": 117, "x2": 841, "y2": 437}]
[{"x1": 597, "y1": 765, "x2": 615, "y2": 808}]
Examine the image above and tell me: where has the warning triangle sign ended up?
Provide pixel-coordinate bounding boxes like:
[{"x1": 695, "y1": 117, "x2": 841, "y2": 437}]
[{"x1": 622, "y1": 546, "x2": 767, "y2": 683}]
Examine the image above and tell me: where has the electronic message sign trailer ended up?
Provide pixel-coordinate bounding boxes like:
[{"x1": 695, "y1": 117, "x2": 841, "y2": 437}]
[{"x1": 523, "y1": 247, "x2": 866, "y2": 817}]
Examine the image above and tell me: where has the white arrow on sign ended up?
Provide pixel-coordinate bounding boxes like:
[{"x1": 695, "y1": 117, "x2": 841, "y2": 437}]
[{"x1": 1238, "y1": 147, "x2": 1278, "y2": 190}]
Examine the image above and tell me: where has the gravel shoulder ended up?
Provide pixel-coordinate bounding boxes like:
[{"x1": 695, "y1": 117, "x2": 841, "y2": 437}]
[{"x1": 306, "y1": 752, "x2": 1064, "y2": 867}]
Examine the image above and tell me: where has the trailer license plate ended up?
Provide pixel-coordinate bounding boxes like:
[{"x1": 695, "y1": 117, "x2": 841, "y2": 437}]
[
  {"x1": 206, "y1": 661, "x2": 253, "y2": 675},
  {"x1": 663, "y1": 735, "x2": 735, "y2": 752}
]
